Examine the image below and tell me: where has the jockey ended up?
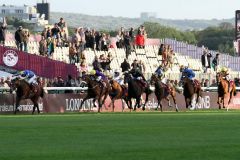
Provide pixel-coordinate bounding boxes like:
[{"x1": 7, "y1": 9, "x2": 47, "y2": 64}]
[
  {"x1": 180, "y1": 65, "x2": 195, "y2": 83},
  {"x1": 219, "y1": 66, "x2": 231, "y2": 91},
  {"x1": 155, "y1": 65, "x2": 165, "y2": 79},
  {"x1": 130, "y1": 67, "x2": 147, "y2": 87},
  {"x1": 19, "y1": 70, "x2": 37, "y2": 85},
  {"x1": 18, "y1": 70, "x2": 38, "y2": 93},
  {"x1": 113, "y1": 69, "x2": 124, "y2": 85},
  {"x1": 89, "y1": 69, "x2": 106, "y2": 86}
]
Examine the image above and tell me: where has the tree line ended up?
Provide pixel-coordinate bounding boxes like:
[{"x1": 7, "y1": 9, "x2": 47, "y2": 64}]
[{"x1": 144, "y1": 22, "x2": 235, "y2": 56}]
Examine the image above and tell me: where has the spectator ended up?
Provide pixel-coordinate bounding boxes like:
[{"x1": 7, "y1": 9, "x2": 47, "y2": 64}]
[
  {"x1": 69, "y1": 43, "x2": 78, "y2": 64},
  {"x1": 15, "y1": 26, "x2": 24, "y2": 51},
  {"x1": 95, "y1": 31, "x2": 101, "y2": 51},
  {"x1": 92, "y1": 56, "x2": 102, "y2": 71},
  {"x1": 79, "y1": 60, "x2": 88, "y2": 74},
  {"x1": 47, "y1": 37, "x2": 55, "y2": 57},
  {"x1": 131, "y1": 59, "x2": 140, "y2": 70},
  {"x1": 138, "y1": 60, "x2": 146, "y2": 74},
  {"x1": 116, "y1": 31, "x2": 123, "y2": 48},
  {"x1": 135, "y1": 30, "x2": 145, "y2": 49},
  {"x1": 39, "y1": 36, "x2": 47, "y2": 56},
  {"x1": 212, "y1": 53, "x2": 220, "y2": 71},
  {"x1": 0, "y1": 22, "x2": 7, "y2": 45},
  {"x1": 201, "y1": 49, "x2": 212, "y2": 73},
  {"x1": 124, "y1": 31, "x2": 131, "y2": 58},
  {"x1": 51, "y1": 23, "x2": 61, "y2": 39},
  {"x1": 120, "y1": 58, "x2": 130, "y2": 72},
  {"x1": 57, "y1": 17, "x2": 67, "y2": 31},
  {"x1": 23, "y1": 29, "x2": 30, "y2": 52},
  {"x1": 65, "y1": 75, "x2": 75, "y2": 93},
  {"x1": 129, "y1": 27, "x2": 135, "y2": 51},
  {"x1": 0, "y1": 77, "x2": 5, "y2": 87},
  {"x1": 158, "y1": 44, "x2": 164, "y2": 55}
]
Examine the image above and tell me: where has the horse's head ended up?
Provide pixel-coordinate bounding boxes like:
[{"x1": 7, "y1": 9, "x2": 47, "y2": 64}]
[
  {"x1": 150, "y1": 74, "x2": 159, "y2": 85},
  {"x1": 216, "y1": 72, "x2": 223, "y2": 85},
  {"x1": 10, "y1": 77, "x2": 21, "y2": 91}
]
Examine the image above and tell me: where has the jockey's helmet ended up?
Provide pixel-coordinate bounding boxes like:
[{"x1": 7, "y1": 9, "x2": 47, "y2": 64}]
[
  {"x1": 221, "y1": 67, "x2": 228, "y2": 72},
  {"x1": 89, "y1": 70, "x2": 96, "y2": 75},
  {"x1": 20, "y1": 71, "x2": 26, "y2": 77}
]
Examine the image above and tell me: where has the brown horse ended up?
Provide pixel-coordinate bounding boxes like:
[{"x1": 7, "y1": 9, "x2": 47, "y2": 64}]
[
  {"x1": 150, "y1": 74, "x2": 179, "y2": 112},
  {"x1": 80, "y1": 75, "x2": 111, "y2": 112},
  {"x1": 123, "y1": 72, "x2": 152, "y2": 111},
  {"x1": 10, "y1": 77, "x2": 44, "y2": 114},
  {"x1": 108, "y1": 79, "x2": 128, "y2": 112},
  {"x1": 216, "y1": 72, "x2": 237, "y2": 109},
  {"x1": 181, "y1": 74, "x2": 202, "y2": 109}
]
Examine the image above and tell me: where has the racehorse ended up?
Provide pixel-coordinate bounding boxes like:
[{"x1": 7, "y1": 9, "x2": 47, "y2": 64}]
[
  {"x1": 181, "y1": 74, "x2": 202, "y2": 109},
  {"x1": 80, "y1": 74, "x2": 111, "y2": 112},
  {"x1": 10, "y1": 77, "x2": 44, "y2": 114},
  {"x1": 150, "y1": 74, "x2": 179, "y2": 112},
  {"x1": 123, "y1": 72, "x2": 152, "y2": 111},
  {"x1": 108, "y1": 79, "x2": 128, "y2": 112},
  {"x1": 216, "y1": 72, "x2": 237, "y2": 109}
]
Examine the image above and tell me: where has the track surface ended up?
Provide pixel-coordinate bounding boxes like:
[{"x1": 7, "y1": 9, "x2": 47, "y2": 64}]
[{"x1": 0, "y1": 111, "x2": 240, "y2": 160}]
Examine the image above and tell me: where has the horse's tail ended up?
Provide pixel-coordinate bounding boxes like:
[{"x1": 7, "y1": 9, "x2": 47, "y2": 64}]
[{"x1": 233, "y1": 84, "x2": 237, "y2": 96}]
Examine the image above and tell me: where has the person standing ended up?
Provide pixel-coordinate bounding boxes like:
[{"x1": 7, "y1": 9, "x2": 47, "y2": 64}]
[
  {"x1": 212, "y1": 53, "x2": 220, "y2": 72},
  {"x1": 201, "y1": 49, "x2": 212, "y2": 73},
  {"x1": 0, "y1": 18, "x2": 7, "y2": 45},
  {"x1": 15, "y1": 26, "x2": 24, "y2": 51}
]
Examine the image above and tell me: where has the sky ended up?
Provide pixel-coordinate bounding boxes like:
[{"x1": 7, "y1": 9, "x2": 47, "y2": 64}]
[{"x1": 1, "y1": 0, "x2": 240, "y2": 19}]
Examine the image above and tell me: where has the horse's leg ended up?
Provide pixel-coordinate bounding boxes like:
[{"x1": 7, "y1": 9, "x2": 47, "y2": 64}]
[
  {"x1": 217, "y1": 95, "x2": 221, "y2": 109},
  {"x1": 185, "y1": 98, "x2": 189, "y2": 109},
  {"x1": 112, "y1": 99, "x2": 115, "y2": 112},
  {"x1": 166, "y1": 97, "x2": 171, "y2": 107},
  {"x1": 80, "y1": 95, "x2": 91, "y2": 111},
  {"x1": 171, "y1": 94, "x2": 178, "y2": 112},
  {"x1": 14, "y1": 97, "x2": 20, "y2": 114},
  {"x1": 159, "y1": 100, "x2": 163, "y2": 112},
  {"x1": 223, "y1": 95, "x2": 225, "y2": 109}
]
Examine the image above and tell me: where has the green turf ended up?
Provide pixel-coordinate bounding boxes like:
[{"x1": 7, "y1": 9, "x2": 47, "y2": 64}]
[{"x1": 0, "y1": 111, "x2": 240, "y2": 160}]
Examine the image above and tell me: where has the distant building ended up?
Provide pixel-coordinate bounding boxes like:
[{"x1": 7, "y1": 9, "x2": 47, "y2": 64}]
[
  {"x1": 0, "y1": 4, "x2": 37, "y2": 20},
  {"x1": 37, "y1": 0, "x2": 50, "y2": 20},
  {"x1": 140, "y1": 12, "x2": 157, "y2": 19}
]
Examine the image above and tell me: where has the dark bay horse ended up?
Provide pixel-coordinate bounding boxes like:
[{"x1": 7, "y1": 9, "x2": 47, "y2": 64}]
[
  {"x1": 181, "y1": 75, "x2": 202, "y2": 109},
  {"x1": 80, "y1": 75, "x2": 111, "y2": 112},
  {"x1": 10, "y1": 77, "x2": 44, "y2": 114},
  {"x1": 216, "y1": 72, "x2": 237, "y2": 109},
  {"x1": 108, "y1": 79, "x2": 128, "y2": 112},
  {"x1": 123, "y1": 72, "x2": 152, "y2": 111},
  {"x1": 150, "y1": 74, "x2": 179, "y2": 112}
]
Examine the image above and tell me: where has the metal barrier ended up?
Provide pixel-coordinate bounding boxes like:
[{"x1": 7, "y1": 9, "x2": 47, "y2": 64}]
[{"x1": 1, "y1": 86, "x2": 240, "y2": 93}]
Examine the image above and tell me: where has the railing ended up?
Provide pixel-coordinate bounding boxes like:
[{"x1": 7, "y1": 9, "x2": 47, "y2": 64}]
[{"x1": 1, "y1": 86, "x2": 240, "y2": 93}]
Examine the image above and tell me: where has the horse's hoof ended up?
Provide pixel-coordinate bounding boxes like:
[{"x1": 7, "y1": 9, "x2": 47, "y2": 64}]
[
  {"x1": 142, "y1": 107, "x2": 145, "y2": 111},
  {"x1": 155, "y1": 108, "x2": 158, "y2": 111}
]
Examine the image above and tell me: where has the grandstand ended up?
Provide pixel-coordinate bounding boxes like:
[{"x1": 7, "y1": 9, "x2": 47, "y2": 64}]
[{"x1": 1, "y1": 32, "x2": 240, "y2": 82}]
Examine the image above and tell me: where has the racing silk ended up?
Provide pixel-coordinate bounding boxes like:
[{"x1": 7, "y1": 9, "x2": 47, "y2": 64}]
[
  {"x1": 21, "y1": 70, "x2": 35, "y2": 78},
  {"x1": 155, "y1": 67, "x2": 164, "y2": 78},
  {"x1": 181, "y1": 68, "x2": 195, "y2": 80},
  {"x1": 114, "y1": 75, "x2": 124, "y2": 85},
  {"x1": 95, "y1": 70, "x2": 106, "y2": 80}
]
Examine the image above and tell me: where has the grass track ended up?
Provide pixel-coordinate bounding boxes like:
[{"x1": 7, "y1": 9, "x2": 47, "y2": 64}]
[{"x1": 0, "y1": 111, "x2": 240, "y2": 160}]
